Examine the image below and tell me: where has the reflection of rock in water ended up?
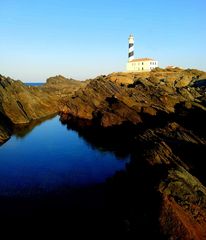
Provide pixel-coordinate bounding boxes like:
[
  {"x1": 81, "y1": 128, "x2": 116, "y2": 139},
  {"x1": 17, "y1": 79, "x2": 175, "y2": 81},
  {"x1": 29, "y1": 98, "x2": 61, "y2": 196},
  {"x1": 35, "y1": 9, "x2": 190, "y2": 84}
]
[
  {"x1": 13, "y1": 113, "x2": 57, "y2": 139},
  {"x1": 0, "y1": 112, "x2": 12, "y2": 144},
  {"x1": 60, "y1": 114, "x2": 137, "y2": 159},
  {"x1": 0, "y1": 113, "x2": 57, "y2": 144},
  {"x1": 1, "y1": 68, "x2": 206, "y2": 238},
  {"x1": 1, "y1": 113, "x2": 206, "y2": 239},
  {"x1": 60, "y1": 112, "x2": 206, "y2": 239},
  {"x1": 104, "y1": 121, "x2": 206, "y2": 239},
  {"x1": 0, "y1": 73, "x2": 85, "y2": 144}
]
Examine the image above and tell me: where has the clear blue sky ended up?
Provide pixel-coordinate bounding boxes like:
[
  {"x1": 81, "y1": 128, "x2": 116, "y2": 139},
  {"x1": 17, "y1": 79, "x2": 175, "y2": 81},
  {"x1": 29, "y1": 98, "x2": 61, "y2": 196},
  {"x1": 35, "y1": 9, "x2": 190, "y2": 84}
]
[{"x1": 1, "y1": 0, "x2": 206, "y2": 82}]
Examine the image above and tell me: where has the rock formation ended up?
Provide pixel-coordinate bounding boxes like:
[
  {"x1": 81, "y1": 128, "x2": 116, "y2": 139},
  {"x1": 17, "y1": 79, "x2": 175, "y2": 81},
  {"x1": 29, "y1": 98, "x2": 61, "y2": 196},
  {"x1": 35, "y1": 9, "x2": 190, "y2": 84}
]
[
  {"x1": 0, "y1": 114, "x2": 11, "y2": 144},
  {"x1": 1, "y1": 67, "x2": 206, "y2": 239},
  {"x1": 60, "y1": 68, "x2": 206, "y2": 239},
  {"x1": 60, "y1": 68, "x2": 206, "y2": 128},
  {"x1": 41, "y1": 75, "x2": 85, "y2": 99},
  {"x1": 137, "y1": 123, "x2": 206, "y2": 239},
  {"x1": 0, "y1": 74, "x2": 84, "y2": 143}
]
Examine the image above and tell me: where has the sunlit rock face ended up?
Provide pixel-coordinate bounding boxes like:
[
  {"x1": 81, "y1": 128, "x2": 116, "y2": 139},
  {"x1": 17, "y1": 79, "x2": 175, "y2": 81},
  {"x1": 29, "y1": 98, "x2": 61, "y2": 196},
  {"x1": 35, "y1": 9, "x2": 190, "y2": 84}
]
[
  {"x1": 0, "y1": 74, "x2": 85, "y2": 143},
  {"x1": 1, "y1": 68, "x2": 206, "y2": 239},
  {"x1": 60, "y1": 68, "x2": 206, "y2": 127},
  {"x1": 59, "y1": 68, "x2": 206, "y2": 239}
]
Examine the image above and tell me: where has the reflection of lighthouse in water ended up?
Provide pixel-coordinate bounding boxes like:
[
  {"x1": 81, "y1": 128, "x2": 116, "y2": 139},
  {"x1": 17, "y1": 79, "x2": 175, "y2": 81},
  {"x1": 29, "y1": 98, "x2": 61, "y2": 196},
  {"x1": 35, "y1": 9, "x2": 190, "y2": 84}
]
[{"x1": 128, "y1": 34, "x2": 134, "y2": 62}]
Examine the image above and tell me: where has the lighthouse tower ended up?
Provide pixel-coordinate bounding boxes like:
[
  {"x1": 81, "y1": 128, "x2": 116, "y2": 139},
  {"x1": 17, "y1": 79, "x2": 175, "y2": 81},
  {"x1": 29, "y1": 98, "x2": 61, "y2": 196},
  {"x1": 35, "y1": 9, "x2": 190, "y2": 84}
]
[
  {"x1": 126, "y1": 34, "x2": 158, "y2": 72},
  {"x1": 128, "y1": 34, "x2": 134, "y2": 62}
]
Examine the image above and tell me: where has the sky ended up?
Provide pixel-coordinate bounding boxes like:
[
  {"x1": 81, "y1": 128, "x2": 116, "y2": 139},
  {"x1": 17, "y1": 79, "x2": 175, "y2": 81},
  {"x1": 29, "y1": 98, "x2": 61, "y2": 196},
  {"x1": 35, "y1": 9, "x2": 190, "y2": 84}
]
[{"x1": 0, "y1": 0, "x2": 206, "y2": 82}]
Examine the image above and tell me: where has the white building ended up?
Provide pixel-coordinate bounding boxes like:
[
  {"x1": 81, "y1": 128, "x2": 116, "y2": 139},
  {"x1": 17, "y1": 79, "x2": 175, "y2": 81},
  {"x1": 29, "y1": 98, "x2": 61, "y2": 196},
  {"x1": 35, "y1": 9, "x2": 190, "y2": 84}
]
[
  {"x1": 126, "y1": 34, "x2": 158, "y2": 72},
  {"x1": 127, "y1": 58, "x2": 158, "y2": 72}
]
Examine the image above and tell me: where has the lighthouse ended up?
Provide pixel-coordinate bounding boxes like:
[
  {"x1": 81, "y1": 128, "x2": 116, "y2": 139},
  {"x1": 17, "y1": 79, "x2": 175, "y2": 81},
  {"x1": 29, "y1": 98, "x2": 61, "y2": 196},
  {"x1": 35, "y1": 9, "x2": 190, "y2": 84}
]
[
  {"x1": 128, "y1": 34, "x2": 134, "y2": 62},
  {"x1": 126, "y1": 34, "x2": 158, "y2": 72}
]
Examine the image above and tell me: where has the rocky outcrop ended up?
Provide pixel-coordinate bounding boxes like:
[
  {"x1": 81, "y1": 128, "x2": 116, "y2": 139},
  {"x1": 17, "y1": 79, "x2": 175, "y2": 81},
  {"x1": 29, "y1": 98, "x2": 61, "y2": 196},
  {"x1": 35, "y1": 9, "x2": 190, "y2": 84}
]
[
  {"x1": 159, "y1": 167, "x2": 206, "y2": 240},
  {"x1": 59, "y1": 68, "x2": 206, "y2": 239},
  {"x1": 61, "y1": 78, "x2": 145, "y2": 126},
  {"x1": 60, "y1": 68, "x2": 206, "y2": 127},
  {"x1": 0, "y1": 75, "x2": 59, "y2": 125},
  {"x1": 0, "y1": 117, "x2": 11, "y2": 144},
  {"x1": 1, "y1": 68, "x2": 206, "y2": 238},
  {"x1": 41, "y1": 75, "x2": 86, "y2": 98},
  {"x1": 140, "y1": 122, "x2": 206, "y2": 145},
  {"x1": 107, "y1": 68, "x2": 205, "y2": 88},
  {"x1": 65, "y1": 117, "x2": 206, "y2": 239},
  {"x1": 0, "y1": 74, "x2": 84, "y2": 143},
  {"x1": 136, "y1": 122, "x2": 206, "y2": 240}
]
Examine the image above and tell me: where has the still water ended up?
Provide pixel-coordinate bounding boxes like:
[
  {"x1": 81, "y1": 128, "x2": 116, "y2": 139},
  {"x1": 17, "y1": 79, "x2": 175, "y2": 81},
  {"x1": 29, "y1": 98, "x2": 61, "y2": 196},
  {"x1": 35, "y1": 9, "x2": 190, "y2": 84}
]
[{"x1": 0, "y1": 116, "x2": 128, "y2": 197}]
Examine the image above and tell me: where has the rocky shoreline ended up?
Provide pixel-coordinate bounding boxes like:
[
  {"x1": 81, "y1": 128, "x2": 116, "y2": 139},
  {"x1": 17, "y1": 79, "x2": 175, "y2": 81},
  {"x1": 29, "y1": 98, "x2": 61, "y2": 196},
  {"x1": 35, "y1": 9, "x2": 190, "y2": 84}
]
[
  {"x1": 1, "y1": 68, "x2": 206, "y2": 239},
  {"x1": 0, "y1": 74, "x2": 84, "y2": 143},
  {"x1": 60, "y1": 114, "x2": 206, "y2": 239},
  {"x1": 60, "y1": 68, "x2": 206, "y2": 126},
  {"x1": 59, "y1": 68, "x2": 206, "y2": 239}
]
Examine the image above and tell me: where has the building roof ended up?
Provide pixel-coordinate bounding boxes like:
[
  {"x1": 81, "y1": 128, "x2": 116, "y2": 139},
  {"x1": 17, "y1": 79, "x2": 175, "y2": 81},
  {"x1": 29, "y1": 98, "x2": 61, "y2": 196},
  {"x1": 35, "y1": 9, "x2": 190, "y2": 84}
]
[{"x1": 131, "y1": 58, "x2": 155, "y2": 62}]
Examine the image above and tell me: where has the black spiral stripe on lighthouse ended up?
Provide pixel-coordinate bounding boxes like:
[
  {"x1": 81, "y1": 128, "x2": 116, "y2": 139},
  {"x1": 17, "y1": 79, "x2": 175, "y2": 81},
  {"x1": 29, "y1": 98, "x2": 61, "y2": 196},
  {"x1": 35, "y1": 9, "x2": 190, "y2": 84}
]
[
  {"x1": 128, "y1": 42, "x2": 134, "y2": 60},
  {"x1": 129, "y1": 43, "x2": 133, "y2": 48},
  {"x1": 129, "y1": 52, "x2": 134, "y2": 58}
]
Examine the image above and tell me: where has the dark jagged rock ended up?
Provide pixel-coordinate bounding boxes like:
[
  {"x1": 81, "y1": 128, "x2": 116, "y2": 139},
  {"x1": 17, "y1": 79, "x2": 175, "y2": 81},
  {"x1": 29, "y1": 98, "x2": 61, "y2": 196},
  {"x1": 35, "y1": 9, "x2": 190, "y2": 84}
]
[
  {"x1": 1, "y1": 68, "x2": 206, "y2": 238},
  {"x1": 60, "y1": 68, "x2": 206, "y2": 128},
  {"x1": 0, "y1": 74, "x2": 84, "y2": 143},
  {"x1": 61, "y1": 116, "x2": 206, "y2": 239},
  {"x1": 41, "y1": 75, "x2": 86, "y2": 98},
  {"x1": 0, "y1": 125, "x2": 9, "y2": 143},
  {"x1": 136, "y1": 122, "x2": 206, "y2": 239},
  {"x1": 139, "y1": 122, "x2": 206, "y2": 146},
  {"x1": 159, "y1": 166, "x2": 206, "y2": 240},
  {"x1": 61, "y1": 77, "x2": 145, "y2": 126},
  {"x1": 0, "y1": 74, "x2": 58, "y2": 125},
  {"x1": 59, "y1": 68, "x2": 206, "y2": 239},
  {"x1": 0, "y1": 114, "x2": 11, "y2": 144}
]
